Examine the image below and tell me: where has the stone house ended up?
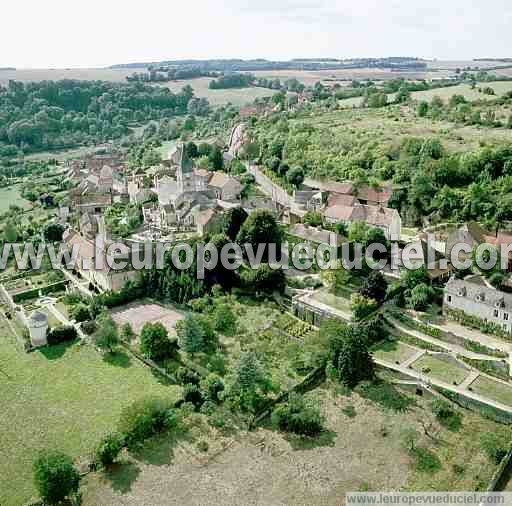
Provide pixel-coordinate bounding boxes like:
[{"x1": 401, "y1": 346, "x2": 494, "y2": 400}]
[{"x1": 443, "y1": 274, "x2": 512, "y2": 333}]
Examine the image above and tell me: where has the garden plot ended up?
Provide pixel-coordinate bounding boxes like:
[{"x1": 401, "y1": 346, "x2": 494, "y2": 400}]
[
  {"x1": 110, "y1": 302, "x2": 184, "y2": 336},
  {"x1": 471, "y1": 376, "x2": 512, "y2": 407},
  {"x1": 411, "y1": 353, "x2": 470, "y2": 385},
  {"x1": 372, "y1": 340, "x2": 421, "y2": 365}
]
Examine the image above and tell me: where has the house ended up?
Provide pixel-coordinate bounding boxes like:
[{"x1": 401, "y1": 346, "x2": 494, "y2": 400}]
[
  {"x1": 62, "y1": 222, "x2": 138, "y2": 293},
  {"x1": 196, "y1": 208, "x2": 223, "y2": 237},
  {"x1": 288, "y1": 224, "x2": 345, "y2": 253},
  {"x1": 443, "y1": 274, "x2": 512, "y2": 333},
  {"x1": 446, "y1": 222, "x2": 512, "y2": 271},
  {"x1": 208, "y1": 172, "x2": 243, "y2": 201},
  {"x1": 293, "y1": 190, "x2": 324, "y2": 211},
  {"x1": 307, "y1": 180, "x2": 394, "y2": 207},
  {"x1": 323, "y1": 203, "x2": 401, "y2": 241}
]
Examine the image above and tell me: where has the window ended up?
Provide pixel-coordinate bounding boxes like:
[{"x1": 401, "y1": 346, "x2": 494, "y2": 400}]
[
  {"x1": 447, "y1": 295, "x2": 452, "y2": 303},
  {"x1": 505, "y1": 313, "x2": 509, "y2": 321},
  {"x1": 494, "y1": 309, "x2": 499, "y2": 318}
]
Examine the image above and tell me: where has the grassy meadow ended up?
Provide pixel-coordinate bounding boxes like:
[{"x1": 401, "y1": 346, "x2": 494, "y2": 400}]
[{"x1": 0, "y1": 322, "x2": 181, "y2": 505}]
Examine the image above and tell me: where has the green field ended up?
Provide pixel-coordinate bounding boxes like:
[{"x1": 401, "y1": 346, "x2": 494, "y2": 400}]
[
  {"x1": 0, "y1": 185, "x2": 32, "y2": 212},
  {"x1": 159, "y1": 77, "x2": 275, "y2": 106},
  {"x1": 411, "y1": 354, "x2": 470, "y2": 385},
  {"x1": 0, "y1": 322, "x2": 181, "y2": 505},
  {"x1": 471, "y1": 376, "x2": 512, "y2": 407},
  {"x1": 372, "y1": 340, "x2": 420, "y2": 365}
]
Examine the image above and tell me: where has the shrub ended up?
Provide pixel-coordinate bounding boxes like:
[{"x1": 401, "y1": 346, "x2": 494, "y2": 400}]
[
  {"x1": 46, "y1": 326, "x2": 77, "y2": 345},
  {"x1": 200, "y1": 373, "x2": 225, "y2": 403},
  {"x1": 213, "y1": 304, "x2": 237, "y2": 333},
  {"x1": 430, "y1": 399, "x2": 462, "y2": 431},
  {"x1": 271, "y1": 393, "x2": 324, "y2": 436},
  {"x1": 480, "y1": 431, "x2": 510, "y2": 464},
  {"x1": 175, "y1": 366, "x2": 201, "y2": 385},
  {"x1": 95, "y1": 433, "x2": 124, "y2": 467},
  {"x1": 118, "y1": 397, "x2": 176, "y2": 449},
  {"x1": 70, "y1": 303, "x2": 90, "y2": 323},
  {"x1": 80, "y1": 320, "x2": 97, "y2": 335},
  {"x1": 183, "y1": 384, "x2": 204, "y2": 409},
  {"x1": 33, "y1": 451, "x2": 80, "y2": 504},
  {"x1": 140, "y1": 322, "x2": 177, "y2": 361}
]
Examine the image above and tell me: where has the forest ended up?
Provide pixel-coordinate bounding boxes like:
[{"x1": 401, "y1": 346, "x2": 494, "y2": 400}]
[{"x1": 0, "y1": 80, "x2": 200, "y2": 157}]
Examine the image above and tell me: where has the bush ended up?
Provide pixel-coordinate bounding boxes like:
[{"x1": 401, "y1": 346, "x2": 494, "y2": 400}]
[
  {"x1": 200, "y1": 373, "x2": 225, "y2": 403},
  {"x1": 80, "y1": 320, "x2": 97, "y2": 335},
  {"x1": 46, "y1": 326, "x2": 77, "y2": 345},
  {"x1": 175, "y1": 366, "x2": 201, "y2": 386},
  {"x1": 480, "y1": 431, "x2": 510, "y2": 463},
  {"x1": 213, "y1": 304, "x2": 237, "y2": 333},
  {"x1": 95, "y1": 433, "x2": 124, "y2": 467},
  {"x1": 271, "y1": 393, "x2": 324, "y2": 436},
  {"x1": 140, "y1": 322, "x2": 177, "y2": 361},
  {"x1": 117, "y1": 397, "x2": 175, "y2": 449},
  {"x1": 430, "y1": 399, "x2": 462, "y2": 431},
  {"x1": 183, "y1": 384, "x2": 204, "y2": 409},
  {"x1": 70, "y1": 303, "x2": 90, "y2": 323},
  {"x1": 33, "y1": 450, "x2": 80, "y2": 504}
]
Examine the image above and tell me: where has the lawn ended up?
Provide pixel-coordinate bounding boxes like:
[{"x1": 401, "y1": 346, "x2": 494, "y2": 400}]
[
  {"x1": 0, "y1": 185, "x2": 32, "y2": 213},
  {"x1": 411, "y1": 354, "x2": 470, "y2": 385},
  {"x1": 372, "y1": 340, "x2": 421, "y2": 365},
  {"x1": 0, "y1": 321, "x2": 181, "y2": 506},
  {"x1": 471, "y1": 376, "x2": 512, "y2": 407},
  {"x1": 309, "y1": 289, "x2": 353, "y2": 320},
  {"x1": 159, "y1": 77, "x2": 275, "y2": 106}
]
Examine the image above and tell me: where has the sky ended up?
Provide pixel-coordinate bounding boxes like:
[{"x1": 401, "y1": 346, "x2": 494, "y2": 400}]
[{"x1": 2, "y1": 0, "x2": 512, "y2": 68}]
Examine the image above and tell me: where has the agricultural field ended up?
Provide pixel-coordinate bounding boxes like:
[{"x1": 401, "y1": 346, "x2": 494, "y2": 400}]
[
  {"x1": 0, "y1": 324, "x2": 181, "y2": 505},
  {"x1": 158, "y1": 77, "x2": 275, "y2": 106},
  {"x1": 81, "y1": 380, "x2": 504, "y2": 504},
  {"x1": 0, "y1": 67, "x2": 139, "y2": 86}
]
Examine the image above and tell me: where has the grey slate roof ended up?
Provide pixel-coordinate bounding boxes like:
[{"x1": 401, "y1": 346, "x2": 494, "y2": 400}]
[{"x1": 445, "y1": 275, "x2": 512, "y2": 309}]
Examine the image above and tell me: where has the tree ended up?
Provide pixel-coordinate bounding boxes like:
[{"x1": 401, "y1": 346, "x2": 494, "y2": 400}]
[
  {"x1": 44, "y1": 223, "x2": 64, "y2": 242},
  {"x1": 140, "y1": 322, "x2": 176, "y2": 360},
  {"x1": 177, "y1": 314, "x2": 217, "y2": 355},
  {"x1": 185, "y1": 141, "x2": 198, "y2": 158},
  {"x1": 286, "y1": 167, "x2": 304, "y2": 187},
  {"x1": 121, "y1": 322, "x2": 136, "y2": 342},
  {"x1": 222, "y1": 207, "x2": 248, "y2": 240},
  {"x1": 417, "y1": 101, "x2": 429, "y2": 117},
  {"x1": 95, "y1": 433, "x2": 124, "y2": 467},
  {"x1": 208, "y1": 145, "x2": 224, "y2": 171},
  {"x1": 303, "y1": 211, "x2": 323, "y2": 227},
  {"x1": 33, "y1": 451, "x2": 80, "y2": 504},
  {"x1": 240, "y1": 264, "x2": 286, "y2": 294},
  {"x1": 3, "y1": 221, "x2": 18, "y2": 242},
  {"x1": 272, "y1": 393, "x2": 324, "y2": 436},
  {"x1": 236, "y1": 210, "x2": 283, "y2": 260},
  {"x1": 213, "y1": 304, "x2": 237, "y2": 333},
  {"x1": 94, "y1": 312, "x2": 119, "y2": 354},
  {"x1": 405, "y1": 283, "x2": 435, "y2": 311},
  {"x1": 350, "y1": 293, "x2": 379, "y2": 321},
  {"x1": 335, "y1": 331, "x2": 375, "y2": 387},
  {"x1": 70, "y1": 303, "x2": 90, "y2": 323},
  {"x1": 360, "y1": 271, "x2": 388, "y2": 304}
]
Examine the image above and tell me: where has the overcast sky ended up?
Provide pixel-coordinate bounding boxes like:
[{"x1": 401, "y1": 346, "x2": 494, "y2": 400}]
[{"x1": 2, "y1": 0, "x2": 511, "y2": 68}]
